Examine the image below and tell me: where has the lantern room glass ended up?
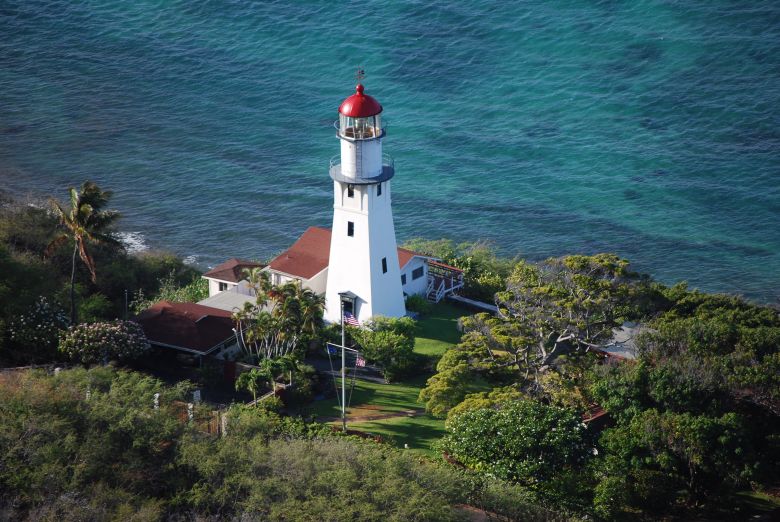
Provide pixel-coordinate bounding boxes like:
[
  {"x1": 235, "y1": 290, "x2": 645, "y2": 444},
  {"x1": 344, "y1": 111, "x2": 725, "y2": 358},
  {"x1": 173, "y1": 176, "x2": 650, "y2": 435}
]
[{"x1": 339, "y1": 114, "x2": 381, "y2": 139}]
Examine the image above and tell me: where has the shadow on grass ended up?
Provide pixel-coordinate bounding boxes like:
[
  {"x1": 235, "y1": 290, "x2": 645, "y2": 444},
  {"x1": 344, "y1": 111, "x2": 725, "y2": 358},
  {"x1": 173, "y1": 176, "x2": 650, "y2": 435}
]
[
  {"x1": 348, "y1": 414, "x2": 447, "y2": 455},
  {"x1": 414, "y1": 302, "x2": 468, "y2": 357}
]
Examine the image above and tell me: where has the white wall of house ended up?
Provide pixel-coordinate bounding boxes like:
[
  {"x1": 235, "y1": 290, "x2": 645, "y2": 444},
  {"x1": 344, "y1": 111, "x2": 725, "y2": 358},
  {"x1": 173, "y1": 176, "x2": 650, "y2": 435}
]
[
  {"x1": 263, "y1": 269, "x2": 294, "y2": 287},
  {"x1": 262, "y1": 268, "x2": 327, "y2": 295},
  {"x1": 307, "y1": 267, "x2": 328, "y2": 295},
  {"x1": 401, "y1": 257, "x2": 429, "y2": 296},
  {"x1": 204, "y1": 277, "x2": 237, "y2": 297}
]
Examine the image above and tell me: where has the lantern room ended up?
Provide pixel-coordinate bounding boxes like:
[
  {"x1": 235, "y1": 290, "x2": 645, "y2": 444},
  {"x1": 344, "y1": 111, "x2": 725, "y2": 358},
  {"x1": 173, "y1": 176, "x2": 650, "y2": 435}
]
[{"x1": 338, "y1": 84, "x2": 383, "y2": 140}]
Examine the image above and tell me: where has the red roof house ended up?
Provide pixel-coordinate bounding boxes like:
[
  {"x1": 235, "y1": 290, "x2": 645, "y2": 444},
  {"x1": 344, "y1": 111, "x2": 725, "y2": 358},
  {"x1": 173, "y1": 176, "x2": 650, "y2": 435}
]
[{"x1": 135, "y1": 301, "x2": 236, "y2": 356}]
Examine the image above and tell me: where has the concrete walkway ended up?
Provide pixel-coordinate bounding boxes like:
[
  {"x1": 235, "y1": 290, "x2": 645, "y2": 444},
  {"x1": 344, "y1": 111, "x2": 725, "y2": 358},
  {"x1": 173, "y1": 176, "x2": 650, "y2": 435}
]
[{"x1": 448, "y1": 294, "x2": 498, "y2": 313}]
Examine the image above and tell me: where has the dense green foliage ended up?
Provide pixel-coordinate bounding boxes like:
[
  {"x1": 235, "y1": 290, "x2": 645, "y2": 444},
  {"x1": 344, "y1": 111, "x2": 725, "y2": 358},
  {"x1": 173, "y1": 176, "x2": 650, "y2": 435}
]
[
  {"x1": 130, "y1": 274, "x2": 208, "y2": 313},
  {"x1": 420, "y1": 256, "x2": 780, "y2": 519},
  {"x1": 586, "y1": 285, "x2": 780, "y2": 518},
  {"x1": 442, "y1": 400, "x2": 591, "y2": 485},
  {"x1": 0, "y1": 194, "x2": 201, "y2": 365},
  {"x1": 0, "y1": 368, "x2": 565, "y2": 521},
  {"x1": 404, "y1": 293, "x2": 432, "y2": 315},
  {"x1": 418, "y1": 254, "x2": 654, "y2": 419},
  {"x1": 349, "y1": 316, "x2": 418, "y2": 382}
]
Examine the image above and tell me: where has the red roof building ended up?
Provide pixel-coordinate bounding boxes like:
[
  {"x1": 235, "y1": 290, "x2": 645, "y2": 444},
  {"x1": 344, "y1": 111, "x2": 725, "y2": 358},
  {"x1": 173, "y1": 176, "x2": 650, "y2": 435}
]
[
  {"x1": 203, "y1": 258, "x2": 264, "y2": 283},
  {"x1": 268, "y1": 226, "x2": 332, "y2": 280},
  {"x1": 135, "y1": 301, "x2": 236, "y2": 356},
  {"x1": 202, "y1": 258, "x2": 264, "y2": 299},
  {"x1": 266, "y1": 226, "x2": 429, "y2": 280}
]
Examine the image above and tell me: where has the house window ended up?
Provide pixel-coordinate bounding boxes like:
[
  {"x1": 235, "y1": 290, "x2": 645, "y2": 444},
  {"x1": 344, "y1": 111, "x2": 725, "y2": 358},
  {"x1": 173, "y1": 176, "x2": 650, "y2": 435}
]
[
  {"x1": 377, "y1": 183, "x2": 382, "y2": 196},
  {"x1": 218, "y1": 282, "x2": 228, "y2": 292},
  {"x1": 347, "y1": 184, "x2": 354, "y2": 198},
  {"x1": 412, "y1": 266, "x2": 424, "y2": 280},
  {"x1": 382, "y1": 257, "x2": 387, "y2": 274},
  {"x1": 347, "y1": 221, "x2": 354, "y2": 237},
  {"x1": 401, "y1": 274, "x2": 406, "y2": 285}
]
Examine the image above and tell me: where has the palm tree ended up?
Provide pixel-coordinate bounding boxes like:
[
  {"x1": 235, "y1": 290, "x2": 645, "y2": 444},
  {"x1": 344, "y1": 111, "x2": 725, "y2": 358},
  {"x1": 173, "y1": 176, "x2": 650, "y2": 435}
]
[
  {"x1": 295, "y1": 284, "x2": 325, "y2": 339},
  {"x1": 235, "y1": 368, "x2": 270, "y2": 405},
  {"x1": 47, "y1": 181, "x2": 120, "y2": 323},
  {"x1": 233, "y1": 278, "x2": 326, "y2": 360}
]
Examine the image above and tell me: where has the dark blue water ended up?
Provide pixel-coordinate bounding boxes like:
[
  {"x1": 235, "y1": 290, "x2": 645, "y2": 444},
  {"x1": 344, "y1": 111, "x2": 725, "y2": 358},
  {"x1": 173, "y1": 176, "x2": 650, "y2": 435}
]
[{"x1": 1, "y1": 1, "x2": 778, "y2": 303}]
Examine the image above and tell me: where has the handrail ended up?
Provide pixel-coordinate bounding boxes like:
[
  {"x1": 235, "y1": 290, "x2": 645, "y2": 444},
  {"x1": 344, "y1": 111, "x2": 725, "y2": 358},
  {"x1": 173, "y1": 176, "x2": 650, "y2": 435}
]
[
  {"x1": 436, "y1": 280, "x2": 446, "y2": 302},
  {"x1": 329, "y1": 154, "x2": 394, "y2": 170}
]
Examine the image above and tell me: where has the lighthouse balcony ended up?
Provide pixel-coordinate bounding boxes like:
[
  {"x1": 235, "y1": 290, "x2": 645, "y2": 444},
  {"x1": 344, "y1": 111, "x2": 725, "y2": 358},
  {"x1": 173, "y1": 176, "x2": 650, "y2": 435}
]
[{"x1": 329, "y1": 154, "x2": 395, "y2": 185}]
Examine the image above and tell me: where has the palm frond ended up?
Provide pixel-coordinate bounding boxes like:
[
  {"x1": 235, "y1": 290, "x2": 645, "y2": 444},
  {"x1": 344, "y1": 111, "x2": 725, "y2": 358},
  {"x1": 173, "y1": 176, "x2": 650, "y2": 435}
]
[{"x1": 45, "y1": 233, "x2": 70, "y2": 257}]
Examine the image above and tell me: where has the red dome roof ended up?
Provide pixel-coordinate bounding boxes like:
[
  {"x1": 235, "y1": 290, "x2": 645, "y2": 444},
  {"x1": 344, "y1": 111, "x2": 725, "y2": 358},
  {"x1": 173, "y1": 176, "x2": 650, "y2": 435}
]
[{"x1": 338, "y1": 84, "x2": 382, "y2": 118}]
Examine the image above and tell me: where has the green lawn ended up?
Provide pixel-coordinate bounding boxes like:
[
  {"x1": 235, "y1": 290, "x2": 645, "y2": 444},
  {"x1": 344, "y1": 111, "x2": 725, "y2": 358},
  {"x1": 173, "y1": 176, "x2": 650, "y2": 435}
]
[
  {"x1": 304, "y1": 302, "x2": 470, "y2": 455},
  {"x1": 414, "y1": 302, "x2": 465, "y2": 356},
  {"x1": 306, "y1": 375, "x2": 430, "y2": 419},
  {"x1": 348, "y1": 414, "x2": 447, "y2": 456}
]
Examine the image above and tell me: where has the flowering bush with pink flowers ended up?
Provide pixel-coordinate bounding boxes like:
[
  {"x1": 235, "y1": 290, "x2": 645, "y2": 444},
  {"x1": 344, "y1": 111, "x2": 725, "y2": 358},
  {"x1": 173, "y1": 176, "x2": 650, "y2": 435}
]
[{"x1": 59, "y1": 321, "x2": 150, "y2": 365}]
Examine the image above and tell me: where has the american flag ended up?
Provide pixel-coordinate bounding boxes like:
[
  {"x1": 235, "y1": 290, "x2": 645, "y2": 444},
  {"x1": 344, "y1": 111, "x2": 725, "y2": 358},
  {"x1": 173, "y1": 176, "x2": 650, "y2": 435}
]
[
  {"x1": 355, "y1": 355, "x2": 366, "y2": 367},
  {"x1": 343, "y1": 311, "x2": 360, "y2": 326}
]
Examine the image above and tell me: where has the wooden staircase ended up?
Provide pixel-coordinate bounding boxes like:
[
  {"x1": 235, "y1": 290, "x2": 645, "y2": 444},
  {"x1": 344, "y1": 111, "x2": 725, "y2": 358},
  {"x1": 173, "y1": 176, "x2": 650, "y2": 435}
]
[{"x1": 425, "y1": 261, "x2": 465, "y2": 303}]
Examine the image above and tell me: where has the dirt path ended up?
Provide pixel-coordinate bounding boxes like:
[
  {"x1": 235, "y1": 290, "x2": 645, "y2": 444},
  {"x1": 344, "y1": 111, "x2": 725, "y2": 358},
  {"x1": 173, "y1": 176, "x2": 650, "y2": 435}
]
[{"x1": 317, "y1": 408, "x2": 426, "y2": 423}]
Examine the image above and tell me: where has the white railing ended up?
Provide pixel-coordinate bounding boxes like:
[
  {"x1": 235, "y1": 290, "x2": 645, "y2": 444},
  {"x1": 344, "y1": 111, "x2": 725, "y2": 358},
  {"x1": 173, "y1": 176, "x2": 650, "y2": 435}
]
[{"x1": 435, "y1": 280, "x2": 446, "y2": 302}]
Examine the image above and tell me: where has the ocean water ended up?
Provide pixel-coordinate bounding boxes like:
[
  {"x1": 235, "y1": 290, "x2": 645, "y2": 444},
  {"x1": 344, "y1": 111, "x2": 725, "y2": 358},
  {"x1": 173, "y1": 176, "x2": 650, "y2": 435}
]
[{"x1": 1, "y1": 1, "x2": 778, "y2": 303}]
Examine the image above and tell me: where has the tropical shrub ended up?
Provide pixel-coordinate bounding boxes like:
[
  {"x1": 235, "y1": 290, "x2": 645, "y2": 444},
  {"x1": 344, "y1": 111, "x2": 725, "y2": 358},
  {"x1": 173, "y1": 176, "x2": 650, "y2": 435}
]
[
  {"x1": 59, "y1": 320, "x2": 150, "y2": 364},
  {"x1": 130, "y1": 273, "x2": 208, "y2": 313},
  {"x1": 350, "y1": 316, "x2": 417, "y2": 381},
  {"x1": 404, "y1": 293, "x2": 431, "y2": 315},
  {"x1": 441, "y1": 400, "x2": 591, "y2": 486},
  {"x1": 7, "y1": 297, "x2": 69, "y2": 362}
]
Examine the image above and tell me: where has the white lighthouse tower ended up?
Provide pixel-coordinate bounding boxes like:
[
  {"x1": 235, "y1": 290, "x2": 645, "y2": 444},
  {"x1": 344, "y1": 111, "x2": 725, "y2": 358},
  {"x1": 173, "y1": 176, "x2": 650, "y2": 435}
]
[{"x1": 324, "y1": 83, "x2": 406, "y2": 324}]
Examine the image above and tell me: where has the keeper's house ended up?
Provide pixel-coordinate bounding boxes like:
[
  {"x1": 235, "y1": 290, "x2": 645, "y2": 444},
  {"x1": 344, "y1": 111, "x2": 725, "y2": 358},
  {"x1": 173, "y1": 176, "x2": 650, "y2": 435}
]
[{"x1": 202, "y1": 227, "x2": 463, "y2": 311}]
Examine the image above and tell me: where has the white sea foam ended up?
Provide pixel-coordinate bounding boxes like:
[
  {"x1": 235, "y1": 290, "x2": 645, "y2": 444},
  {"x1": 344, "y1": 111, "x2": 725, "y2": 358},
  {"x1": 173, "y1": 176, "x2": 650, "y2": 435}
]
[
  {"x1": 118, "y1": 231, "x2": 149, "y2": 254},
  {"x1": 183, "y1": 255, "x2": 198, "y2": 265}
]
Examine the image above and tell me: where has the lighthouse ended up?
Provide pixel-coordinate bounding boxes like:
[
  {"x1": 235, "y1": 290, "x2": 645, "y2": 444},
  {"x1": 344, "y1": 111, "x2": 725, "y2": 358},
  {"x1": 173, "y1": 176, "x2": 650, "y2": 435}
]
[{"x1": 324, "y1": 84, "x2": 406, "y2": 324}]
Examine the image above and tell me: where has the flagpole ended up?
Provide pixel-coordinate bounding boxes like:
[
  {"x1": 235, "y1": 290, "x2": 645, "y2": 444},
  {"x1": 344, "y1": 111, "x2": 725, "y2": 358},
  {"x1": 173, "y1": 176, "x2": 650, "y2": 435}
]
[{"x1": 340, "y1": 297, "x2": 346, "y2": 433}]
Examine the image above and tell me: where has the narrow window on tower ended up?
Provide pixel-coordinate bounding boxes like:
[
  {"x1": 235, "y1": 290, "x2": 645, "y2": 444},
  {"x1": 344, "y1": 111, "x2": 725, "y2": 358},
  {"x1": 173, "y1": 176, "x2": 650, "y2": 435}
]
[
  {"x1": 347, "y1": 221, "x2": 354, "y2": 237},
  {"x1": 382, "y1": 257, "x2": 388, "y2": 274},
  {"x1": 377, "y1": 183, "x2": 382, "y2": 196},
  {"x1": 347, "y1": 184, "x2": 354, "y2": 198}
]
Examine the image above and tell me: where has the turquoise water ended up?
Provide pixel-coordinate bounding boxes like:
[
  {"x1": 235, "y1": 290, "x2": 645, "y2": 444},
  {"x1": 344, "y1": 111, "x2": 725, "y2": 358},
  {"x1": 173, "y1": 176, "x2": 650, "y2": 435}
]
[{"x1": 1, "y1": 1, "x2": 778, "y2": 303}]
